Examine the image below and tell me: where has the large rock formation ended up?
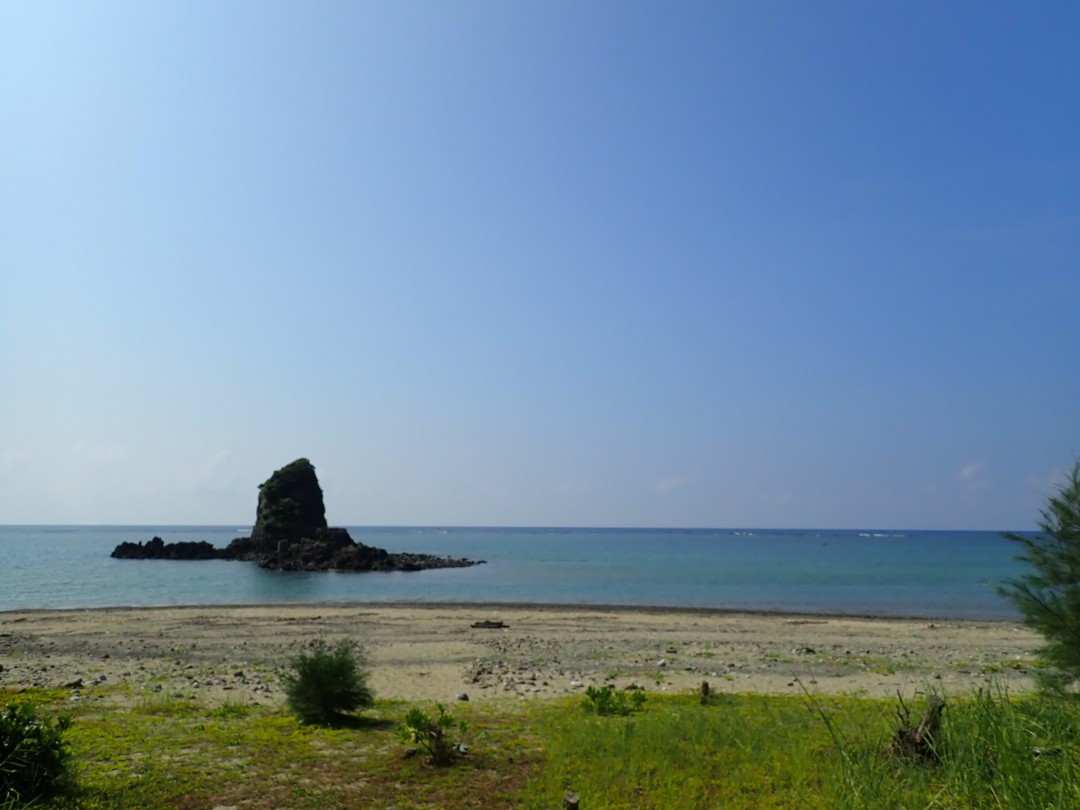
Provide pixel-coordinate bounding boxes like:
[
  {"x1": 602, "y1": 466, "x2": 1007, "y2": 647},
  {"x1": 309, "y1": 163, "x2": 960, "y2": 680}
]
[
  {"x1": 248, "y1": 458, "x2": 327, "y2": 553},
  {"x1": 111, "y1": 458, "x2": 481, "y2": 573}
]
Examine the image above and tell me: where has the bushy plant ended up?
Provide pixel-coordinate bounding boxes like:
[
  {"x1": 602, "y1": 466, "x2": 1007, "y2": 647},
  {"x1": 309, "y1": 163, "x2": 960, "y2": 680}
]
[
  {"x1": 999, "y1": 462, "x2": 1080, "y2": 691},
  {"x1": 281, "y1": 638, "x2": 374, "y2": 726},
  {"x1": 582, "y1": 685, "x2": 646, "y2": 716},
  {"x1": 398, "y1": 704, "x2": 468, "y2": 765},
  {"x1": 0, "y1": 702, "x2": 73, "y2": 804}
]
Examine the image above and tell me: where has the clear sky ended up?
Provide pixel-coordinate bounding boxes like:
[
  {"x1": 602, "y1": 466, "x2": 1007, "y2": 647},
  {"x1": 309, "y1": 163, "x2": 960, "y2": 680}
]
[{"x1": 2, "y1": 2, "x2": 1077, "y2": 530}]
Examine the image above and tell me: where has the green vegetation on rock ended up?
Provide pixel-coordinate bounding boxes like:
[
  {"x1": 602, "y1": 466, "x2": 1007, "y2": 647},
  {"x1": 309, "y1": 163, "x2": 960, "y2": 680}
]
[{"x1": 251, "y1": 458, "x2": 328, "y2": 547}]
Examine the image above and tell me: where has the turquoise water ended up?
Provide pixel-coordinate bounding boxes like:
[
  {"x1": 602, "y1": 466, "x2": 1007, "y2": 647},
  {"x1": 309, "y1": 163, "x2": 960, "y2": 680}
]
[{"x1": 0, "y1": 525, "x2": 1025, "y2": 619}]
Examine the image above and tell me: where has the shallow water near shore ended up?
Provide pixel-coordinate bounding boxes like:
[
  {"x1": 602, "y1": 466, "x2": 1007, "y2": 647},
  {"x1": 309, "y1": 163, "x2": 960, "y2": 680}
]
[{"x1": 0, "y1": 525, "x2": 1024, "y2": 619}]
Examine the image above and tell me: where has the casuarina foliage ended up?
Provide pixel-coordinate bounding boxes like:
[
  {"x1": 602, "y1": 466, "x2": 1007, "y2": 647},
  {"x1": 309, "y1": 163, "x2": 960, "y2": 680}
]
[
  {"x1": 0, "y1": 702, "x2": 73, "y2": 804},
  {"x1": 282, "y1": 639, "x2": 374, "y2": 726},
  {"x1": 999, "y1": 462, "x2": 1080, "y2": 691}
]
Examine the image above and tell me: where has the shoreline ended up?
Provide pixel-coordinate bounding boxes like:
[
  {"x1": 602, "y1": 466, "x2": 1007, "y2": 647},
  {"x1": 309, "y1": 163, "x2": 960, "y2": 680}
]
[
  {"x1": 0, "y1": 603, "x2": 1040, "y2": 705},
  {"x1": 0, "y1": 599, "x2": 1022, "y2": 624}
]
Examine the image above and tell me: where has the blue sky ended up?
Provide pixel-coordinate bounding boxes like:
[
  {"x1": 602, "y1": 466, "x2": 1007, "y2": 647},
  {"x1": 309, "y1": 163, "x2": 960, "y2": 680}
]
[{"x1": 2, "y1": 2, "x2": 1077, "y2": 529}]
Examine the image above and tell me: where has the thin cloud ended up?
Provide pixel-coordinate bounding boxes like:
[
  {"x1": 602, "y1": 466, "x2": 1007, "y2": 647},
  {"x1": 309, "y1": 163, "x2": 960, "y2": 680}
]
[
  {"x1": 558, "y1": 481, "x2": 590, "y2": 495},
  {"x1": 70, "y1": 440, "x2": 126, "y2": 464},
  {"x1": 959, "y1": 462, "x2": 989, "y2": 491},
  {"x1": 1, "y1": 448, "x2": 30, "y2": 470},
  {"x1": 655, "y1": 476, "x2": 690, "y2": 495}
]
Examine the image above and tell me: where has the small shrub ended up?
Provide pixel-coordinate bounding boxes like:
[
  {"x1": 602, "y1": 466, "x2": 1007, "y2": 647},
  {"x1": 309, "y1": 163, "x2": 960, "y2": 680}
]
[
  {"x1": 281, "y1": 638, "x2": 373, "y2": 726},
  {"x1": 582, "y1": 685, "x2": 647, "y2": 716},
  {"x1": 0, "y1": 702, "x2": 73, "y2": 804},
  {"x1": 398, "y1": 704, "x2": 468, "y2": 765},
  {"x1": 209, "y1": 701, "x2": 250, "y2": 719}
]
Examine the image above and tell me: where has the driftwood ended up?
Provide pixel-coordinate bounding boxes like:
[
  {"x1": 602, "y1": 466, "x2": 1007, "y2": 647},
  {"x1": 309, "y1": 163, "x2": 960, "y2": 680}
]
[
  {"x1": 890, "y1": 694, "x2": 945, "y2": 761},
  {"x1": 470, "y1": 620, "x2": 508, "y2": 629}
]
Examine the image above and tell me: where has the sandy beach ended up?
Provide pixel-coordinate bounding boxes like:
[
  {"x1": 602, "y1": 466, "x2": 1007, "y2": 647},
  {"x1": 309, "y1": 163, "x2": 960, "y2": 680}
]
[{"x1": 0, "y1": 603, "x2": 1041, "y2": 706}]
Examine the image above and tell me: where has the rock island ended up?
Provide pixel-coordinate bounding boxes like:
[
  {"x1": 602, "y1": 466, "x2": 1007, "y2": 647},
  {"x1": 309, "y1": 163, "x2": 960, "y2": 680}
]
[{"x1": 111, "y1": 458, "x2": 480, "y2": 573}]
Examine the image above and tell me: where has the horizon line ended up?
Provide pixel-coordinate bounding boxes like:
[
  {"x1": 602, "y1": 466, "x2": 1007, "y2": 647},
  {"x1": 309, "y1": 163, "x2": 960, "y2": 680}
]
[{"x1": 0, "y1": 522, "x2": 1027, "y2": 534}]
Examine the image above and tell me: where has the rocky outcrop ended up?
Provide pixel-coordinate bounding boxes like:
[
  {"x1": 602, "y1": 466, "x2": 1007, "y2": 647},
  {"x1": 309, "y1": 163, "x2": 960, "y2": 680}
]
[
  {"x1": 248, "y1": 458, "x2": 328, "y2": 554},
  {"x1": 111, "y1": 527, "x2": 479, "y2": 572},
  {"x1": 110, "y1": 459, "x2": 481, "y2": 573},
  {"x1": 226, "y1": 527, "x2": 477, "y2": 572},
  {"x1": 111, "y1": 537, "x2": 223, "y2": 561}
]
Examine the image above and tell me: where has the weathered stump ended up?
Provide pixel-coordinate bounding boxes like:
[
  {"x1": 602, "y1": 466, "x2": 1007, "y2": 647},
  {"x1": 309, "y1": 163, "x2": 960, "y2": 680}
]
[{"x1": 890, "y1": 694, "x2": 944, "y2": 761}]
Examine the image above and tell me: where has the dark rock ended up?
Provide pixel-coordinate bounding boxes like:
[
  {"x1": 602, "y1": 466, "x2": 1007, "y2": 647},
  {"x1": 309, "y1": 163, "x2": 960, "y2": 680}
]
[
  {"x1": 249, "y1": 458, "x2": 327, "y2": 553},
  {"x1": 111, "y1": 537, "x2": 224, "y2": 560},
  {"x1": 110, "y1": 459, "x2": 481, "y2": 574}
]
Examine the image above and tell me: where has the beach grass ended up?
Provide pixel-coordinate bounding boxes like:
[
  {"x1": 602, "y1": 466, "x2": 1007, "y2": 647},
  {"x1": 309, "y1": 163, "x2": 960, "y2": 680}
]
[{"x1": 5, "y1": 683, "x2": 1080, "y2": 808}]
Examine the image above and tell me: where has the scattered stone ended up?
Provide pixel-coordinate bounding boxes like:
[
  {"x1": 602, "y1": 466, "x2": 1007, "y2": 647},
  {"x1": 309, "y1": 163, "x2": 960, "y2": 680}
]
[{"x1": 1033, "y1": 746, "x2": 1063, "y2": 759}]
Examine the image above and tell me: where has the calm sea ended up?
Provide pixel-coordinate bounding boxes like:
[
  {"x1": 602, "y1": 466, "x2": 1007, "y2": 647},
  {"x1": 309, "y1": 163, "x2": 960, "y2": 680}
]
[{"x1": 0, "y1": 526, "x2": 1026, "y2": 620}]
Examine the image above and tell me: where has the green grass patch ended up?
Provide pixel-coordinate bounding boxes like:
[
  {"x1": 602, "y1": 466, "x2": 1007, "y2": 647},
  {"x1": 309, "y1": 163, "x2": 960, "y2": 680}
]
[
  {"x1": 520, "y1": 692, "x2": 855, "y2": 808},
  {"x1": 11, "y1": 682, "x2": 1080, "y2": 808}
]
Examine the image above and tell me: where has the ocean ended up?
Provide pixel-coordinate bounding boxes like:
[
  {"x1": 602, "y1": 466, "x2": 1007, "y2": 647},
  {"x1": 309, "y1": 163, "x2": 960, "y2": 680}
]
[{"x1": 0, "y1": 526, "x2": 1027, "y2": 620}]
